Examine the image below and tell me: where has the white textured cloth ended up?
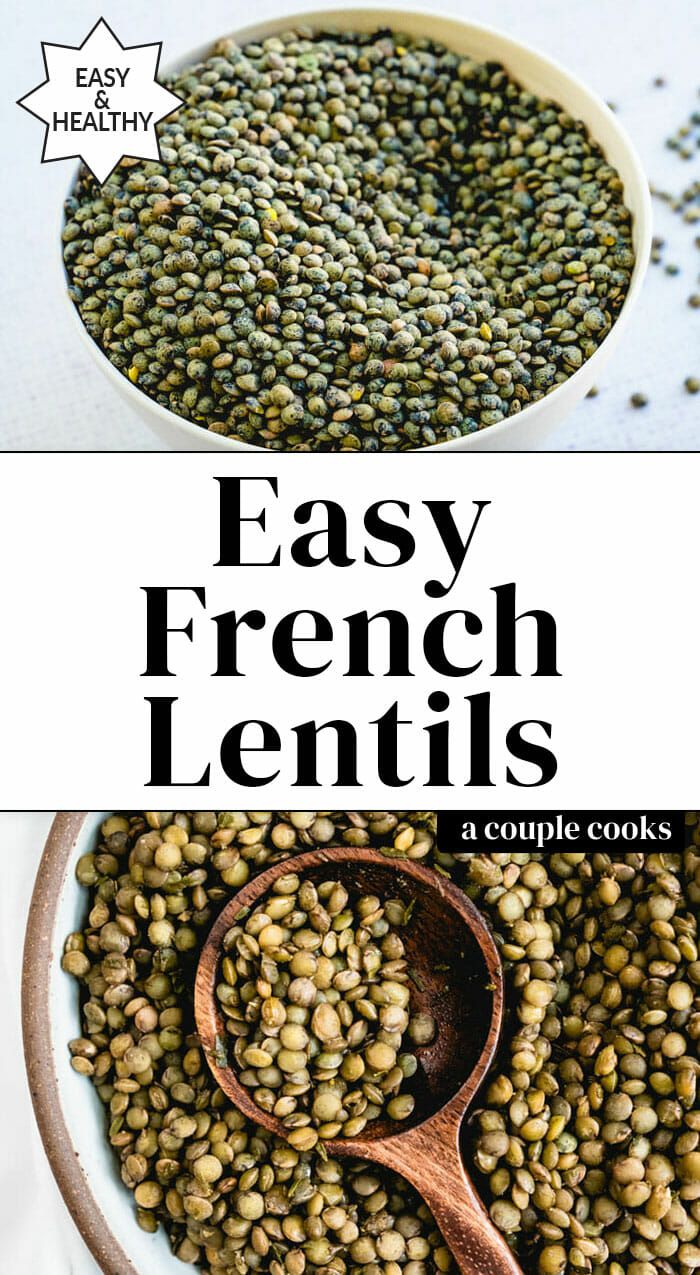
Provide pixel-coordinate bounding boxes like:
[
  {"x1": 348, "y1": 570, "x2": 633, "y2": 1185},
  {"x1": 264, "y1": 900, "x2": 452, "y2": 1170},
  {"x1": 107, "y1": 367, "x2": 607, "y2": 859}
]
[{"x1": 3, "y1": 0, "x2": 700, "y2": 451}]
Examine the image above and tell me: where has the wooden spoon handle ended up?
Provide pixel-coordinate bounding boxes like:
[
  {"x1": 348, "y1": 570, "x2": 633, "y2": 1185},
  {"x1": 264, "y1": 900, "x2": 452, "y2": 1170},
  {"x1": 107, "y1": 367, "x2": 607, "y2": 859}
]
[
  {"x1": 368, "y1": 1121, "x2": 523, "y2": 1275},
  {"x1": 413, "y1": 1155, "x2": 522, "y2": 1275}
]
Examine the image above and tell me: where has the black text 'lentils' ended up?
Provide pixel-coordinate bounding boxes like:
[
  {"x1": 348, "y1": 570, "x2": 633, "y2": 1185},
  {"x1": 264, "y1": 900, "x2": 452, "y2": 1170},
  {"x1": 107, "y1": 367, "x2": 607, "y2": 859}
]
[{"x1": 62, "y1": 29, "x2": 635, "y2": 450}]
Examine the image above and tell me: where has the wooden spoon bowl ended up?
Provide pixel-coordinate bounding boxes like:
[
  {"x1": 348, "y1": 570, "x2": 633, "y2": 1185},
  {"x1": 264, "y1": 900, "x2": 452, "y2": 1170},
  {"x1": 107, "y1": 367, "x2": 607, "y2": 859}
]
[{"x1": 195, "y1": 847, "x2": 522, "y2": 1275}]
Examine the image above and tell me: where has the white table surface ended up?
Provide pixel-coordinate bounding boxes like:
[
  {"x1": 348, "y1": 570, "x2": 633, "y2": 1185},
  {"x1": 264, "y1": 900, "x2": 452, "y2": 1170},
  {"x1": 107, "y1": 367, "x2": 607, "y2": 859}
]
[{"x1": 2, "y1": 0, "x2": 700, "y2": 451}]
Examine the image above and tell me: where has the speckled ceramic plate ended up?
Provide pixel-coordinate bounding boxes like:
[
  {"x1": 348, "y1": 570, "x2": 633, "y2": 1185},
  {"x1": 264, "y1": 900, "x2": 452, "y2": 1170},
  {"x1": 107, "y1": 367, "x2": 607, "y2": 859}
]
[{"x1": 23, "y1": 812, "x2": 187, "y2": 1275}]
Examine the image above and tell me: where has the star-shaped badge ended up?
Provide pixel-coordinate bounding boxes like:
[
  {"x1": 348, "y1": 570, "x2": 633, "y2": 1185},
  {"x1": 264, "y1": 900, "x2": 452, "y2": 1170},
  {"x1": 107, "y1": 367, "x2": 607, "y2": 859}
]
[{"x1": 17, "y1": 17, "x2": 183, "y2": 184}]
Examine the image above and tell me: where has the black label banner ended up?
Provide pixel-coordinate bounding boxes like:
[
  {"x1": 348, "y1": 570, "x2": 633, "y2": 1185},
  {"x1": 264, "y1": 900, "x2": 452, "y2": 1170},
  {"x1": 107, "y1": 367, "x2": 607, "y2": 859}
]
[{"x1": 437, "y1": 811, "x2": 686, "y2": 853}]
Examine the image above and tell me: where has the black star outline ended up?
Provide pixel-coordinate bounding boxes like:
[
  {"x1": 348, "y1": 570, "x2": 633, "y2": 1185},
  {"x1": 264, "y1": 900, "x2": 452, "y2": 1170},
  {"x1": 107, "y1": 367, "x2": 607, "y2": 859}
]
[{"x1": 16, "y1": 15, "x2": 184, "y2": 184}]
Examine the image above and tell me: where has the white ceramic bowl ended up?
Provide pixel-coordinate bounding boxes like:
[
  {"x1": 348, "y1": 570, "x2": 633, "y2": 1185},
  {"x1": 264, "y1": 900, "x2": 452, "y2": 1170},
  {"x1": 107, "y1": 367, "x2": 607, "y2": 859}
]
[{"x1": 61, "y1": 6, "x2": 651, "y2": 450}]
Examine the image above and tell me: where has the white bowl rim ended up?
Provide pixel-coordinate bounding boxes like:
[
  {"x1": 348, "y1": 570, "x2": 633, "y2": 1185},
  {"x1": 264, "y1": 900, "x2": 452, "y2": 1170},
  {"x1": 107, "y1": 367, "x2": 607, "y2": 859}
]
[{"x1": 60, "y1": 2, "x2": 652, "y2": 451}]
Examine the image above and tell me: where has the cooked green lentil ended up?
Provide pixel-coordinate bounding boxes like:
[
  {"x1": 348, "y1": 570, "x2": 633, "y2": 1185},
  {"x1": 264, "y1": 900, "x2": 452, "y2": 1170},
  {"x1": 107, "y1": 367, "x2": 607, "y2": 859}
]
[
  {"x1": 218, "y1": 875, "x2": 429, "y2": 1144},
  {"x1": 63, "y1": 813, "x2": 700, "y2": 1275},
  {"x1": 62, "y1": 29, "x2": 635, "y2": 451},
  {"x1": 459, "y1": 838, "x2": 700, "y2": 1275},
  {"x1": 63, "y1": 812, "x2": 450, "y2": 1275}
]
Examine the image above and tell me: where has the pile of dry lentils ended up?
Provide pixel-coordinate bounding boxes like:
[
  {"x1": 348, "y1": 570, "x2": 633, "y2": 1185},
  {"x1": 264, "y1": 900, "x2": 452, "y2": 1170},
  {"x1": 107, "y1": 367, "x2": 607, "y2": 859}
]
[
  {"x1": 62, "y1": 29, "x2": 634, "y2": 450},
  {"x1": 63, "y1": 813, "x2": 700, "y2": 1275}
]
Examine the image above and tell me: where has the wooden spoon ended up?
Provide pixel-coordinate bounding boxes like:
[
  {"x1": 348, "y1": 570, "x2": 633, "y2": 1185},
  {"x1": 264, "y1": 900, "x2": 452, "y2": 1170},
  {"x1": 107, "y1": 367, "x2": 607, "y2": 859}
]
[{"x1": 195, "y1": 846, "x2": 522, "y2": 1275}]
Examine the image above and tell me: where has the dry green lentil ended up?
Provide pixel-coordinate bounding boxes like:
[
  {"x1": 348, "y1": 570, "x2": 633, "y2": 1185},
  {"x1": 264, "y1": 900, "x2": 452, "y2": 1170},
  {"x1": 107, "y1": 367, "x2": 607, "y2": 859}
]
[{"x1": 62, "y1": 29, "x2": 634, "y2": 451}]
